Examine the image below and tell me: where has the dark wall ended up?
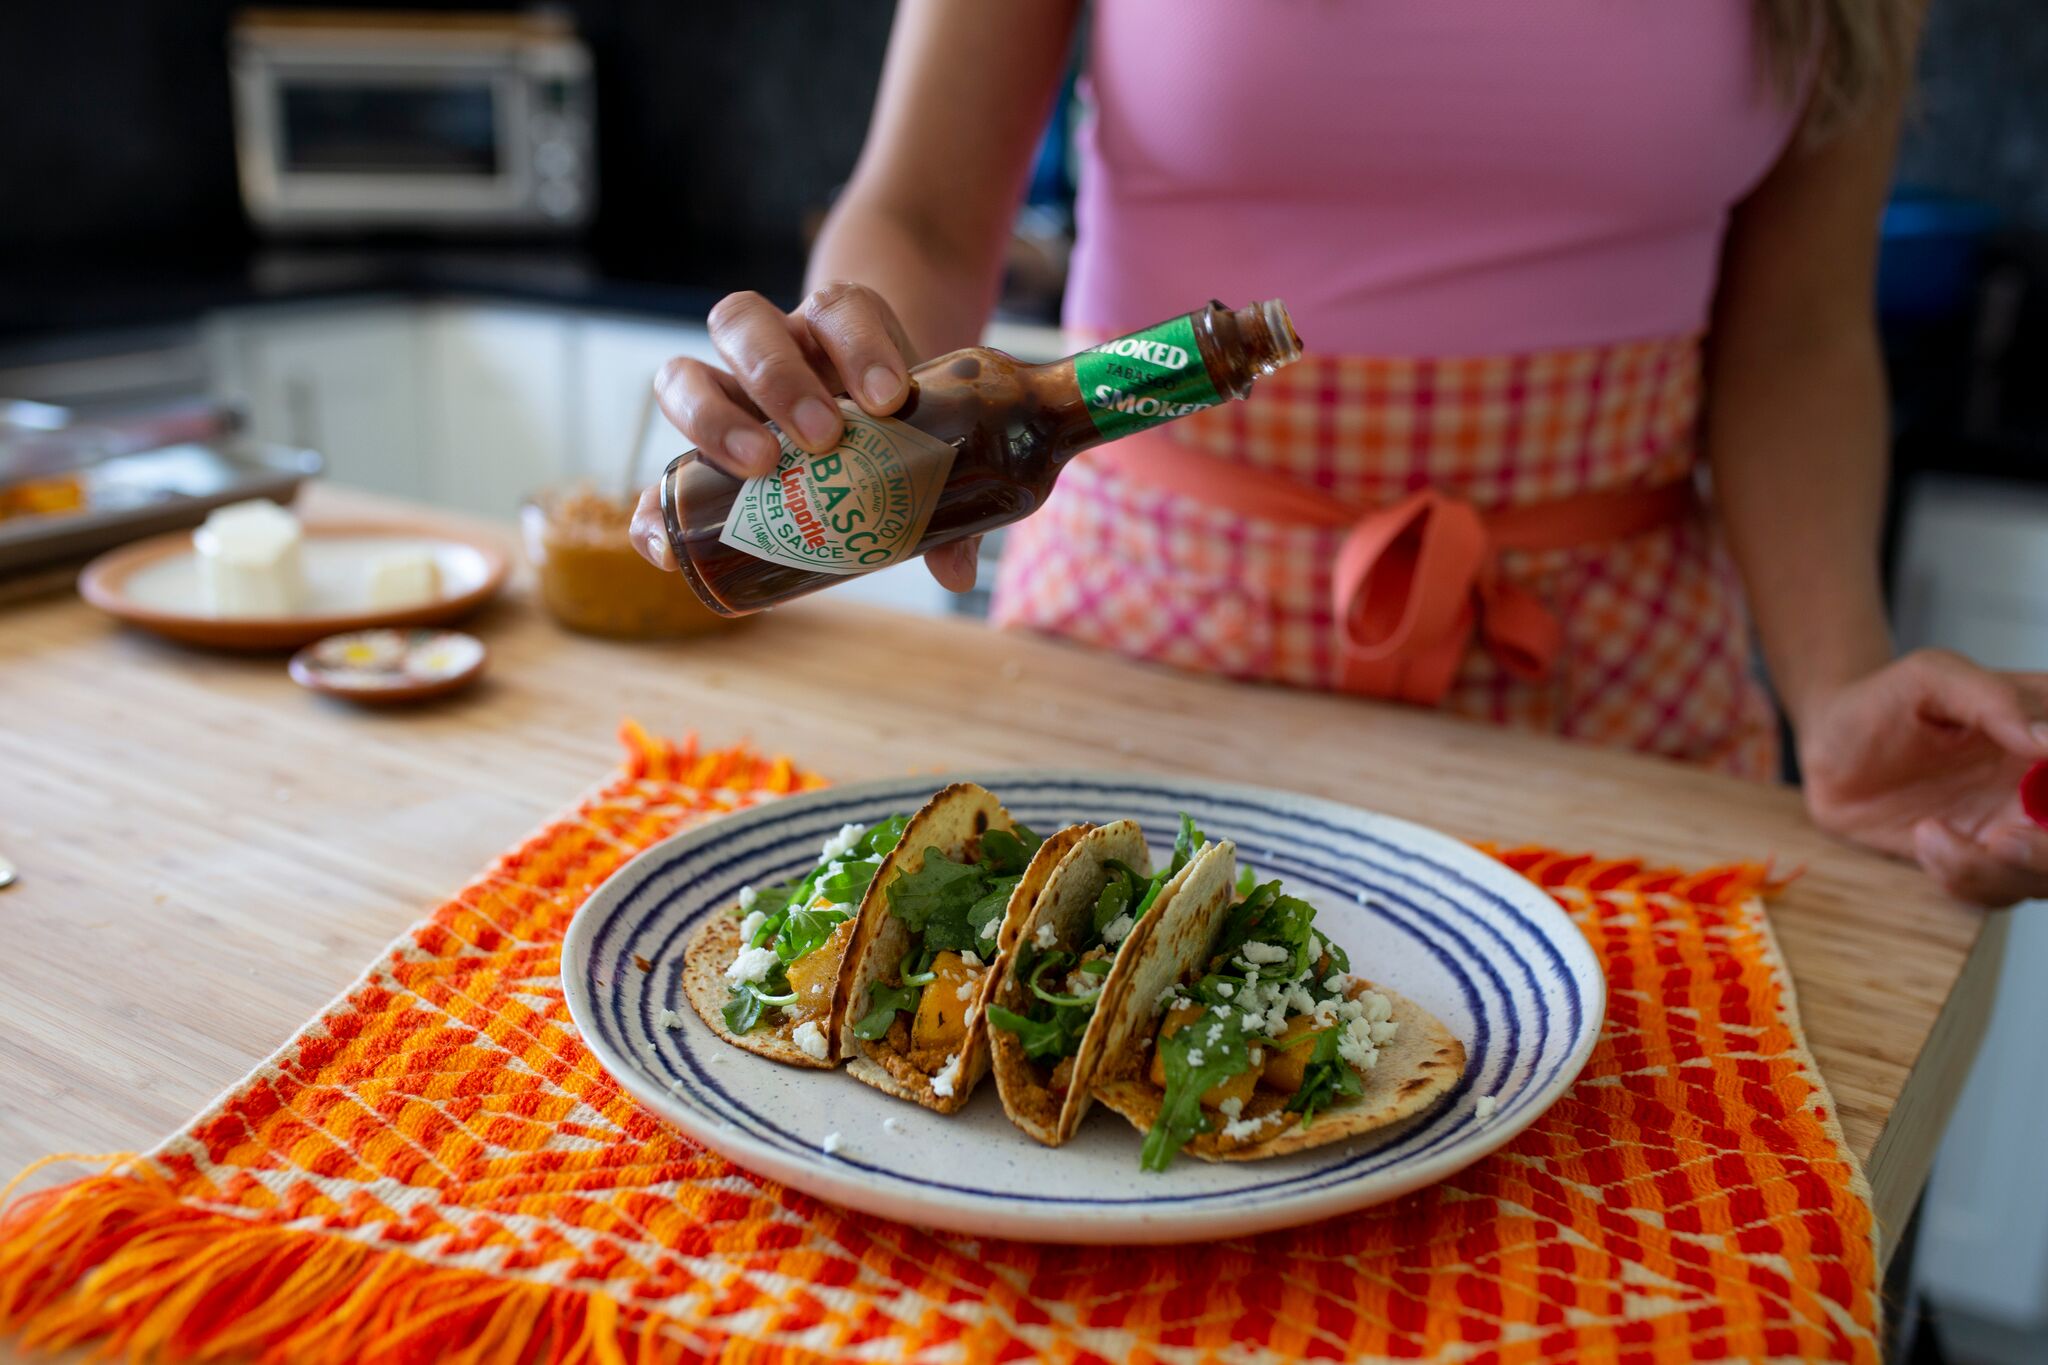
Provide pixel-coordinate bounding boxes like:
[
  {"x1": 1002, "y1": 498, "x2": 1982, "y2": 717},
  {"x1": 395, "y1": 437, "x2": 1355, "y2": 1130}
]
[
  {"x1": 1897, "y1": 0, "x2": 2048, "y2": 228},
  {"x1": 0, "y1": 1, "x2": 895, "y2": 284},
  {"x1": 1, "y1": 0, "x2": 2044, "y2": 286}
]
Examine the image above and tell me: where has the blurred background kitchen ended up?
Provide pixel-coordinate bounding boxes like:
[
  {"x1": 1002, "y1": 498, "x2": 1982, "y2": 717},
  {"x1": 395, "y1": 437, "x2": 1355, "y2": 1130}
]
[{"x1": 0, "y1": 2, "x2": 2045, "y2": 1358}]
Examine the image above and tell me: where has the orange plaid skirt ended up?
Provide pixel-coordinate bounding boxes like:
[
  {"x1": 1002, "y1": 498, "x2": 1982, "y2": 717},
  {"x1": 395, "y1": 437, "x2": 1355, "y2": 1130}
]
[{"x1": 991, "y1": 334, "x2": 1780, "y2": 779}]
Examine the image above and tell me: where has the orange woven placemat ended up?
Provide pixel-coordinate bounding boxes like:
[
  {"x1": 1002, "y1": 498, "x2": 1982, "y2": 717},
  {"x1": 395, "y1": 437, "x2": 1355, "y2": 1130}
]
[{"x1": 0, "y1": 727, "x2": 1879, "y2": 1364}]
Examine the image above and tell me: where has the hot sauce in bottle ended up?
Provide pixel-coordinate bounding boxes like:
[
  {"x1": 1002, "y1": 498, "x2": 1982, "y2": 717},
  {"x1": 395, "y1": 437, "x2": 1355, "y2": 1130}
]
[{"x1": 660, "y1": 298, "x2": 1302, "y2": 616}]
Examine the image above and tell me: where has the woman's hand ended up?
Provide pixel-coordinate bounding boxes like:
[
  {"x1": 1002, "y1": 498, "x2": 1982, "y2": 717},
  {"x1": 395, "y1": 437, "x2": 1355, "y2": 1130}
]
[
  {"x1": 1799, "y1": 649, "x2": 2048, "y2": 906},
  {"x1": 628, "y1": 281, "x2": 981, "y2": 592}
]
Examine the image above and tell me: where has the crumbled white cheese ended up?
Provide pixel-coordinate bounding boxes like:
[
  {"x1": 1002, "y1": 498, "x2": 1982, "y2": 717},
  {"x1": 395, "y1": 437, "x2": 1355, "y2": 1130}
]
[
  {"x1": 819, "y1": 823, "x2": 863, "y2": 862},
  {"x1": 737, "y1": 885, "x2": 759, "y2": 912},
  {"x1": 1100, "y1": 913, "x2": 1136, "y2": 948},
  {"x1": 724, "y1": 945, "x2": 780, "y2": 984},
  {"x1": 1206, "y1": 1020, "x2": 1224, "y2": 1044},
  {"x1": 1242, "y1": 1011, "x2": 1265, "y2": 1031},
  {"x1": 1216, "y1": 982, "x2": 1235, "y2": 999},
  {"x1": 657, "y1": 1008, "x2": 682, "y2": 1030},
  {"x1": 956, "y1": 979, "x2": 977, "y2": 1001},
  {"x1": 1218, "y1": 1096, "x2": 1244, "y2": 1120},
  {"x1": 821, "y1": 1131, "x2": 843, "y2": 1154},
  {"x1": 1370, "y1": 1020, "x2": 1400, "y2": 1044},
  {"x1": 882, "y1": 1115, "x2": 905, "y2": 1134},
  {"x1": 1240, "y1": 941, "x2": 1289, "y2": 965},
  {"x1": 792, "y1": 1020, "x2": 829, "y2": 1061},
  {"x1": 1474, "y1": 1094, "x2": 1499, "y2": 1122},
  {"x1": 1159, "y1": 985, "x2": 1188, "y2": 1011},
  {"x1": 738, "y1": 909, "x2": 767, "y2": 945},
  {"x1": 1322, "y1": 973, "x2": 1350, "y2": 994},
  {"x1": 706, "y1": 1049, "x2": 727, "y2": 1064},
  {"x1": 1220, "y1": 1113, "x2": 1278, "y2": 1142},
  {"x1": 824, "y1": 861, "x2": 849, "y2": 880},
  {"x1": 1336, "y1": 1017, "x2": 1381, "y2": 1071},
  {"x1": 931, "y1": 1053, "x2": 962, "y2": 1098},
  {"x1": 1185, "y1": 1047, "x2": 1205, "y2": 1067},
  {"x1": 1365, "y1": 992, "x2": 1393, "y2": 1023},
  {"x1": 1248, "y1": 1048, "x2": 1264, "y2": 1066},
  {"x1": 960, "y1": 950, "x2": 983, "y2": 969},
  {"x1": 1033, "y1": 920, "x2": 1059, "y2": 949}
]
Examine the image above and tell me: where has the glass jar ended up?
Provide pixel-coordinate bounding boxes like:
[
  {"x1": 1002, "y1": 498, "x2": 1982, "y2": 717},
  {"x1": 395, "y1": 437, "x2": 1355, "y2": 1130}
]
[{"x1": 522, "y1": 486, "x2": 734, "y2": 640}]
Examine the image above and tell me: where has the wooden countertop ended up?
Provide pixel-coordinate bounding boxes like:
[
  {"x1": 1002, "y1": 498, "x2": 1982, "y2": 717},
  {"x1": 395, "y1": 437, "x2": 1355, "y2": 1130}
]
[{"x1": 0, "y1": 484, "x2": 2003, "y2": 1272}]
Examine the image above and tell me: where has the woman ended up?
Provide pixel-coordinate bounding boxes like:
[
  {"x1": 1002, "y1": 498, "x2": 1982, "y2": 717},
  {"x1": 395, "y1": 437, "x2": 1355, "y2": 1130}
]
[{"x1": 633, "y1": 1, "x2": 2048, "y2": 907}]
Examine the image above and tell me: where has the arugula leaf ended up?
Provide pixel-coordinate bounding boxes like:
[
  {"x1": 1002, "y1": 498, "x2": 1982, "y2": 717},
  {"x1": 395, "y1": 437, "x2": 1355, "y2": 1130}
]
[
  {"x1": 1174, "y1": 812, "x2": 1205, "y2": 870},
  {"x1": 850, "y1": 980, "x2": 922, "y2": 1040},
  {"x1": 1142, "y1": 1009, "x2": 1254, "y2": 1172},
  {"x1": 978, "y1": 826, "x2": 1040, "y2": 875},
  {"x1": 887, "y1": 845, "x2": 1018, "y2": 958},
  {"x1": 1236, "y1": 864, "x2": 1258, "y2": 897},
  {"x1": 1209, "y1": 881, "x2": 1318, "y2": 972},
  {"x1": 859, "y1": 814, "x2": 909, "y2": 858},
  {"x1": 814, "y1": 860, "x2": 879, "y2": 905},
  {"x1": 1091, "y1": 868, "x2": 1135, "y2": 936},
  {"x1": 987, "y1": 1002, "x2": 1091, "y2": 1060},
  {"x1": 888, "y1": 849, "x2": 986, "y2": 932},
  {"x1": 1079, "y1": 957, "x2": 1111, "y2": 977},
  {"x1": 1286, "y1": 1026, "x2": 1364, "y2": 1125},
  {"x1": 722, "y1": 984, "x2": 767, "y2": 1034},
  {"x1": 776, "y1": 905, "x2": 848, "y2": 963}
]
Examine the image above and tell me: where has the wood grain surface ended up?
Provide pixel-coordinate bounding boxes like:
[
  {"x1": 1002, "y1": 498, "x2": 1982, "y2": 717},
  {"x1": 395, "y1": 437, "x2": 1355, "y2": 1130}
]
[{"x1": 0, "y1": 484, "x2": 1999, "y2": 1279}]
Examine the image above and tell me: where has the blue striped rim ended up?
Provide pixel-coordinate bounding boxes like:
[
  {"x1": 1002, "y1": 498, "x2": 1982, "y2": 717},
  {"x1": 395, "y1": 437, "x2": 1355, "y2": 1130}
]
[{"x1": 574, "y1": 775, "x2": 1596, "y2": 1210}]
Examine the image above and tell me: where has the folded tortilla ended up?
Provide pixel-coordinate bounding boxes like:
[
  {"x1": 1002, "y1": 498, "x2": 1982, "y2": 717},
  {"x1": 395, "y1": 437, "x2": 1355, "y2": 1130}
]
[
  {"x1": 681, "y1": 909, "x2": 851, "y2": 1069},
  {"x1": 838, "y1": 783, "x2": 1078, "y2": 1114},
  {"x1": 989, "y1": 819, "x2": 1235, "y2": 1146},
  {"x1": 1089, "y1": 841, "x2": 1467, "y2": 1160}
]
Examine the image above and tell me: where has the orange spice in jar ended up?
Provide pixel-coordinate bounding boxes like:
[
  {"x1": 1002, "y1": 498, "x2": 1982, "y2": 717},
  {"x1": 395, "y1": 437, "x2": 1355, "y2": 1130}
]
[{"x1": 522, "y1": 486, "x2": 734, "y2": 639}]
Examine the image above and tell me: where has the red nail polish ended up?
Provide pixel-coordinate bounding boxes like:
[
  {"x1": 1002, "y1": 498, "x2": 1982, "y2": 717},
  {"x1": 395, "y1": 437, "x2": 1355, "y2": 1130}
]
[{"x1": 2022, "y1": 760, "x2": 2048, "y2": 831}]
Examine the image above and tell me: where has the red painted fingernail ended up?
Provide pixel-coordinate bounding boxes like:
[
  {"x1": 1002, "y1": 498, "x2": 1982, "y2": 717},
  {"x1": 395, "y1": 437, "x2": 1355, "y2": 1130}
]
[{"x1": 2022, "y1": 760, "x2": 2048, "y2": 831}]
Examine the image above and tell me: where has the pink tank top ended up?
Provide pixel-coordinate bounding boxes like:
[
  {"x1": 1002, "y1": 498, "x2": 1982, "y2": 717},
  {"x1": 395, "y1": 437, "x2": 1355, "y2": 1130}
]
[{"x1": 1065, "y1": 3, "x2": 1803, "y2": 355}]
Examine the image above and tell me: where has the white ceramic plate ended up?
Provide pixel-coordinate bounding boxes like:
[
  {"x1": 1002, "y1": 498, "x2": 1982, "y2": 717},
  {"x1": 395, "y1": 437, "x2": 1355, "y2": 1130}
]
[{"x1": 562, "y1": 771, "x2": 1604, "y2": 1244}]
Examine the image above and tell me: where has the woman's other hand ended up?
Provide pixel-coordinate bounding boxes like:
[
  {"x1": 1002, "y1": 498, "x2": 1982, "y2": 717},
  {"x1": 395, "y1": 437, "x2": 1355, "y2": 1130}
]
[{"x1": 1800, "y1": 649, "x2": 2048, "y2": 906}]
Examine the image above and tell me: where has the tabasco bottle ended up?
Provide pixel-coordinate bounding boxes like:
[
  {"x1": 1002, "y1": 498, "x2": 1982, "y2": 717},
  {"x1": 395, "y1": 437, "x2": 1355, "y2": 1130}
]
[{"x1": 658, "y1": 298, "x2": 1302, "y2": 616}]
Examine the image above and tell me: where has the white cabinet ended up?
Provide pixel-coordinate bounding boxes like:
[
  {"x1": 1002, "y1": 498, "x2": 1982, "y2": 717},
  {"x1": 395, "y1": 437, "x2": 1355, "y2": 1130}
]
[
  {"x1": 207, "y1": 300, "x2": 427, "y2": 503},
  {"x1": 420, "y1": 305, "x2": 576, "y2": 519},
  {"x1": 1900, "y1": 475, "x2": 2048, "y2": 1353},
  {"x1": 574, "y1": 315, "x2": 719, "y2": 492}
]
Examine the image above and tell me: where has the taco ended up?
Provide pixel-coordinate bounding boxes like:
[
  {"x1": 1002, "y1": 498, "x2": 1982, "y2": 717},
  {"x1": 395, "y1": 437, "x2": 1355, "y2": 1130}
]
[
  {"x1": 1091, "y1": 841, "x2": 1466, "y2": 1169},
  {"x1": 985, "y1": 814, "x2": 1216, "y2": 1145},
  {"x1": 681, "y1": 812, "x2": 913, "y2": 1068},
  {"x1": 838, "y1": 783, "x2": 1078, "y2": 1113}
]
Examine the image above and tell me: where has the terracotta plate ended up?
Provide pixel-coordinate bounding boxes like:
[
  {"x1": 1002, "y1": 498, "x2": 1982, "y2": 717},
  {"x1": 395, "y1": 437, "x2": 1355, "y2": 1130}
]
[{"x1": 77, "y1": 520, "x2": 510, "y2": 650}]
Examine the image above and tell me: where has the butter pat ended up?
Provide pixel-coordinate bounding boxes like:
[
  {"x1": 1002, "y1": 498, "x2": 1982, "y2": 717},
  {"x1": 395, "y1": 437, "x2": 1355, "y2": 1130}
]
[
  {"x1": 364, "y1": 548, "x2": 442, "y2": 609},
  {"x1": 194, "y1": 500, "x2": 305, "y2": 617}
]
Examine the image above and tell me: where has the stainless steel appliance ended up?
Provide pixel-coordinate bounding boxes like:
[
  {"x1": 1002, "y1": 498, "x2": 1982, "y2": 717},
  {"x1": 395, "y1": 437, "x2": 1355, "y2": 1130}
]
[{"x1": 230, "y1": 9, "x2": 594, "y2": 234}]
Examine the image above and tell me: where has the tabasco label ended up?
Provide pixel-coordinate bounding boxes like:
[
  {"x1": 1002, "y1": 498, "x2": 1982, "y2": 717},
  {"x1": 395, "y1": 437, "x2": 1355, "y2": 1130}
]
[
  {"x1": 1075, "y1": 314, "x2": 1225, "y2": 442},
  {"x1": 718, "y1": 406, "x2": 955, "y2": 575}
]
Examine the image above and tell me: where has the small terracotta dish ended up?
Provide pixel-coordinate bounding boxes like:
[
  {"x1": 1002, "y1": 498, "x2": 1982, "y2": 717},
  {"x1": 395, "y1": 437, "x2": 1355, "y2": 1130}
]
[{"x1": 288, "y1": 629, "x2": 487, "y2": 705}]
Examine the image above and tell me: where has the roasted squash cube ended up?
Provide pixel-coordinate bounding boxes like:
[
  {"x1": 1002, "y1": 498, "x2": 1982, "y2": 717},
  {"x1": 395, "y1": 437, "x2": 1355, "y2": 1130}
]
[
  {"x1": 911, "y1": 950, "x2": 979, "y2": 1055},
  {"x1": 1260, "y1": 1014, "x2": 1322, "y2": 1094},
  {"x1": 785, "y1": 917, "x2": 855, "y2": 1017},
  {"x1": 1149, "y1": 1002, "x2": 1261, "y2": 1109}
]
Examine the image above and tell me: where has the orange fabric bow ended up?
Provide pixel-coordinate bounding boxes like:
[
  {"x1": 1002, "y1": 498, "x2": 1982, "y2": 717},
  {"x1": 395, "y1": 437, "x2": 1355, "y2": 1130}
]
[
  {"x1": 1093, "y1": 433, "x2": 1696, "y2": 705},
  {"x1": 1332, "y1": 489, "x2": 1561, "y2": 704}
]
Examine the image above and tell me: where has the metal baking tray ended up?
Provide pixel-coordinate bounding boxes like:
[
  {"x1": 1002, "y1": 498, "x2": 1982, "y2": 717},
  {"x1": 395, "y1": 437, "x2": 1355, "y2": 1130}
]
[{"x1": 0, "y1": 431, "x2": 323, "y2": 575}]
